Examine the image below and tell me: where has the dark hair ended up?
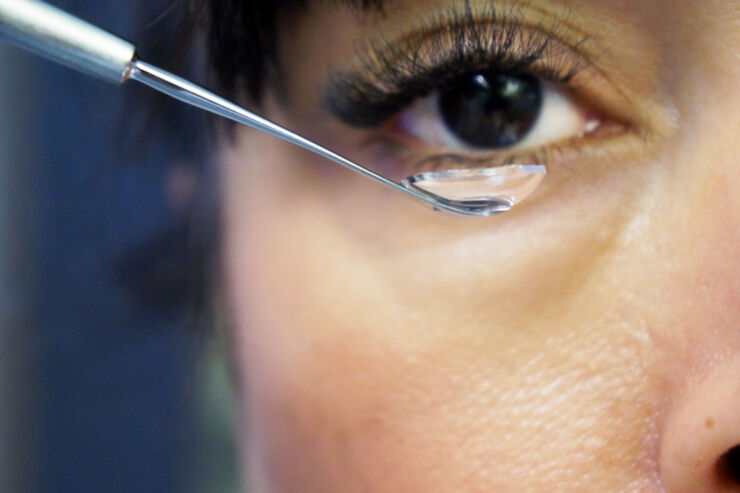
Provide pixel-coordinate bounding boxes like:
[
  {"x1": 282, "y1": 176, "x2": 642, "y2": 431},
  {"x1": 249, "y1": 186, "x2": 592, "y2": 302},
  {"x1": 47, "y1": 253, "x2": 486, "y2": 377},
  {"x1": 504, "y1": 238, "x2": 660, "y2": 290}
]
[
  {"x1": 205, "y1": 0, "x2": 383, "y2": 103},
  {"x1": 119, "y1": 0, "x2": 306, "y2": 317},
  {"x1": 128, "y1": 0, "x2": 315, "y2": 158},
  {"x1": 122, "y1": 0, "x2": 383, "y2": 315}
]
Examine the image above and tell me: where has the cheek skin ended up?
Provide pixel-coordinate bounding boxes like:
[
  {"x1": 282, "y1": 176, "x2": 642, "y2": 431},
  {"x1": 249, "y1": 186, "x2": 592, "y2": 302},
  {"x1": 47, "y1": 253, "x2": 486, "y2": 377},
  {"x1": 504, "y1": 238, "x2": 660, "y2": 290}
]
[
  {"x1": 221, "y1": 113, "x2": 739, "y2": 492},
  {"x1": 221, "y1": 128, "x2": 665, "y2": 492},
  {"x1": 219, "y1": 4, "x2": 740, "y2": 491}
]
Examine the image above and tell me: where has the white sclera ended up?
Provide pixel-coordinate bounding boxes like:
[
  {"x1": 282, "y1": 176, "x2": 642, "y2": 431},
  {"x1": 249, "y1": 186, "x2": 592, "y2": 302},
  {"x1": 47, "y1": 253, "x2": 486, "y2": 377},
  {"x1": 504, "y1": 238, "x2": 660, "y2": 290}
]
[{"x1": 401, "y1": 164, "x2": 546, "y2": 215}]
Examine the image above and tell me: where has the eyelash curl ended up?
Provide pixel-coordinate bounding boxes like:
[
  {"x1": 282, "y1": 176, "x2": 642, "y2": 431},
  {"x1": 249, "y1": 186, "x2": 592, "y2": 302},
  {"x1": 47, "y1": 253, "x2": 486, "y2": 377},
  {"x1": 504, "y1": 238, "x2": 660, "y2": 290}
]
[{"x1": 323, "y1": 1, "x2": 591, "y2": 128}]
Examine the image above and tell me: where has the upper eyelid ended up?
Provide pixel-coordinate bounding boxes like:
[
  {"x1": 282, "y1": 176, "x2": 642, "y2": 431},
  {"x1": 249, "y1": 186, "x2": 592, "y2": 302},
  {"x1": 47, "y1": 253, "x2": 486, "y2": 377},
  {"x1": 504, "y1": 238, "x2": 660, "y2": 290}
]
[{"x1": 322, "y1": 4, "x2": 592, "y2": 128}]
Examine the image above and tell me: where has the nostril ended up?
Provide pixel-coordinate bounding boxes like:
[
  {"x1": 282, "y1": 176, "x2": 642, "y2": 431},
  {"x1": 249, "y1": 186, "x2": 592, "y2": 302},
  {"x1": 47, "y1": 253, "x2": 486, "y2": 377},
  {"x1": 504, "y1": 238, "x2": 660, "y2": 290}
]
[{"x1": 717, "y1": 445, "x2": 740, "y2": 485}]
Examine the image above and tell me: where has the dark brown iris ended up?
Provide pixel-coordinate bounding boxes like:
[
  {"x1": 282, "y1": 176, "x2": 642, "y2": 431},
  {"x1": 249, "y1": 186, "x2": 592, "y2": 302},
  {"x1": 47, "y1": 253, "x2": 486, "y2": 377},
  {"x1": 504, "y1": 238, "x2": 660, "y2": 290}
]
[{"x1": 439, "y1": 71, "x2": 542, "y2": 149}]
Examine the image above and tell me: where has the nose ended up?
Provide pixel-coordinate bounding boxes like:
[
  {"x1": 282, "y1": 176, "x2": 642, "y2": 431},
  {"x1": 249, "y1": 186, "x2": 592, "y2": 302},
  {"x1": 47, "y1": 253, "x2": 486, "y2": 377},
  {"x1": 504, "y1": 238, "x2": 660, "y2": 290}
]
[{"x1": 659, "y1": 358, "x2": 740, "y2": 492}]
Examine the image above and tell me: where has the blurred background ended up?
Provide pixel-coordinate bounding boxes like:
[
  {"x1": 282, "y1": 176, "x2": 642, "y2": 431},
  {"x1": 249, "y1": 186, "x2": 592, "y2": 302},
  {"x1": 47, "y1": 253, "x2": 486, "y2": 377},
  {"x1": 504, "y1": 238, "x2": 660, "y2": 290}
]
[{"x1": 0, "y1": 1, "x2": 241, "y2": 492}]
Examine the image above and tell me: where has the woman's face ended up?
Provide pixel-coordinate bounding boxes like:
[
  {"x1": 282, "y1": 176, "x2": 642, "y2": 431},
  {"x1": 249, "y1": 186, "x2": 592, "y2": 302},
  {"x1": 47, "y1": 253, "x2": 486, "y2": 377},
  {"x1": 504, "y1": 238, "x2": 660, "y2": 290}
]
[{"x1": 219, "y1": 0, "x2": 740, "y2": 491}]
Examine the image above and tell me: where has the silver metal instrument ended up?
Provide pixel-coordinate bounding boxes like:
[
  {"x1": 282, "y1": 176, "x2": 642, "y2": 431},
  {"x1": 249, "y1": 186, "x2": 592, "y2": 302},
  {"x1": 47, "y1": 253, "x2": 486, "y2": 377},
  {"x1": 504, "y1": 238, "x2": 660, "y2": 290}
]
[{"x1": 0, "y1": 0, "x2": 545, "y2": 217}]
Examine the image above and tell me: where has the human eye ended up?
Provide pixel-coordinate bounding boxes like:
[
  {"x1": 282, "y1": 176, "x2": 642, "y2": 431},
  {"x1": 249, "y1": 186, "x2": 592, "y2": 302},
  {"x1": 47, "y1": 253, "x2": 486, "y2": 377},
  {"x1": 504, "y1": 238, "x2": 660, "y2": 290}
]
[
  {"x1": 323, "y1": 4, "x2": 625, "y2": 183},
  {"x1": 396, "y1": 76, "x2": 593, "y2": 153}
]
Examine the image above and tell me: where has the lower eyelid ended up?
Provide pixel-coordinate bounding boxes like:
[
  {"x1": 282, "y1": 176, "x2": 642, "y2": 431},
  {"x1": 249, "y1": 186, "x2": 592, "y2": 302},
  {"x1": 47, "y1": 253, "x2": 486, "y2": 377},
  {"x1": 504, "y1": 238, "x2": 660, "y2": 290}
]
[{"x1": 352, "y1": 117, "x2": 629, "y2": 183}]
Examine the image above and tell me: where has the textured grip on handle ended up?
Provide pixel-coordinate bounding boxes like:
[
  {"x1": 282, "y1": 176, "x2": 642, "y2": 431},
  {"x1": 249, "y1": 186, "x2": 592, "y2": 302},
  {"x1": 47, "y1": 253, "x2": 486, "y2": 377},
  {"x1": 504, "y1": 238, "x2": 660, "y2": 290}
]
[{"x1": 0, "y1": 0, "x2": 136, "y2": 84}]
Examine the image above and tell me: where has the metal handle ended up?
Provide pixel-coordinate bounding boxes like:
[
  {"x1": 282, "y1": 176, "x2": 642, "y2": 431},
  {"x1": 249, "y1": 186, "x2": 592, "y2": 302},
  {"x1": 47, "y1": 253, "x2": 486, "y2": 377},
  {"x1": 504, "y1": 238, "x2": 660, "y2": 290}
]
[{"x1": 0, "y1": 0, "x2": 136, "y2": 83}]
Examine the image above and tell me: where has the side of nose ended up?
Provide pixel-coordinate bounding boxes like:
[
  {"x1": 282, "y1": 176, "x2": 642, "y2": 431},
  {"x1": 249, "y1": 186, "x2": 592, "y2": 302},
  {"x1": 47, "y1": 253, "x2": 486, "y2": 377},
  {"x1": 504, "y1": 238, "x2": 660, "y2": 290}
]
[
  {"x1": 654, "y1": 27, "x2": 740, "y2": 485},
  {"x1": 660, "y1": 358, "x2": 740, "y2": 492}
]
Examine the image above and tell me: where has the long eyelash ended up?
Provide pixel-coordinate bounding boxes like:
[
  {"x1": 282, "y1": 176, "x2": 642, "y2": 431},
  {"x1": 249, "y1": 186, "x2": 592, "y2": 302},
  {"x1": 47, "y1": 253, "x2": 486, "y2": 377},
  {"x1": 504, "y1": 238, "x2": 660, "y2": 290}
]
[{"x1": 324, "y1": 1, "x2": 589, "y2": 127}]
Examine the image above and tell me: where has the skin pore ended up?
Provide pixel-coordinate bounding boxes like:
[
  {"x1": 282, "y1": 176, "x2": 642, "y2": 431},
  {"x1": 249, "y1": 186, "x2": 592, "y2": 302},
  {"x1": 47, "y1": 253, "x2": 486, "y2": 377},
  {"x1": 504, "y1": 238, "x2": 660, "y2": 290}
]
[{"x1": 218, "y1": 0, "x2": 740, "y2": 491}]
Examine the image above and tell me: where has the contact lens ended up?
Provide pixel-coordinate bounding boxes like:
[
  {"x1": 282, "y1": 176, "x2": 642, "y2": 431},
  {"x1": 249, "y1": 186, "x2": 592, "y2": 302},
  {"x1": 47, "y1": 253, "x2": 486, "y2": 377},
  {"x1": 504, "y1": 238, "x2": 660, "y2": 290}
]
[{"x1": 401, "y1": 164, "x2": 546, "y2": 216}]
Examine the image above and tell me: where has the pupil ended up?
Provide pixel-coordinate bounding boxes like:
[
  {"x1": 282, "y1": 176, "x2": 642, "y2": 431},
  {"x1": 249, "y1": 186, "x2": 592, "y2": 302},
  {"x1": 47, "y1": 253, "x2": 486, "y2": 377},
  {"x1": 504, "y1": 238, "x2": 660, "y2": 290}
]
[{"x1": 438, "y1": 72, "x2": 542, "y2": 149}]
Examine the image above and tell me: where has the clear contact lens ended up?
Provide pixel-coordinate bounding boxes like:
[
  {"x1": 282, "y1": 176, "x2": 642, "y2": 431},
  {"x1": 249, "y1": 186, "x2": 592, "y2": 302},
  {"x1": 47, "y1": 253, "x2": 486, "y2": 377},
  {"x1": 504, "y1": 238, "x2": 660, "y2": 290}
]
[{"x1": 400, "y1": 165, "x2": 546, "y2": 216}]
